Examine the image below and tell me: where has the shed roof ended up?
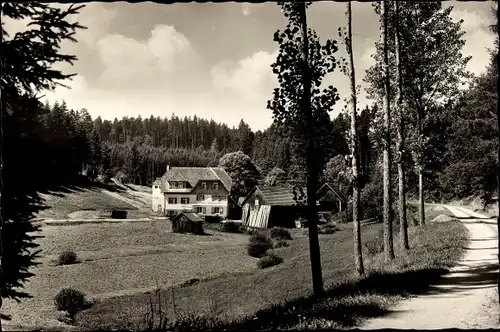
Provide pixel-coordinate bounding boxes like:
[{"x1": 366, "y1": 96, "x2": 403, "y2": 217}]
[
  {"x1": 317, "y1": 182, "x2": 348, "y2": 202},
  {"x1": 172, "y1": 212, "x2": 204, "y2": 222},
  {"x1": 243, "y1": 184, "x2": 307, "y2": 207}
]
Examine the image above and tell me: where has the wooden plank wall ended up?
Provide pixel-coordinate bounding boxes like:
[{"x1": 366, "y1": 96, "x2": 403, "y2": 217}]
[
  {"x1": 242, "y1": 203, "x2": 250, "y2": 225},
  {"x1": 247, "y1": 205, "x2": 271, "y2": 228}
]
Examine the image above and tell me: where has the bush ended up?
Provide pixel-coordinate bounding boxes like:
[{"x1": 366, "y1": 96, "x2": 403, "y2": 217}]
[
  {"x1": 318, "y1": 223, "x2": 338, "y2": 234},
  {"x1": 221, "y1": 221, "x2": 241, "y2": 233},
  {"x1": 274, "y1": 239, "x2": 290, "y2": 248},
  {"x1": 57, "y1": 250, "x2": 79, "y2": 265},
  {"x1": 257, "y1": 252, "x2": 284, "y2": 269},
  {"x1": 270, "y1": 227, "x2": 292, "y2": 240},
  {"x1": 247, "y1": 234, "x2": 274, "y2": 258},
  {"x1": 364, "y1": 227, "x2": 400, "y2": 256},
  {"x1": 54, "y1": 287, "x2": 92, "y2": 320},
  {"x1": 245, "y1": 227, "x2": 259, "y2": 236}
]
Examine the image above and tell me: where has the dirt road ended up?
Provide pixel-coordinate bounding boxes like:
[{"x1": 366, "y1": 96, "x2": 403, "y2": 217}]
[{"x1": 361, "y1": 205, "x2": 499, "y2": 329}]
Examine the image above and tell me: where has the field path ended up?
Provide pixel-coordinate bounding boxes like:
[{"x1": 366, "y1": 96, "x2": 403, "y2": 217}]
[{"x1": 361, "y1": 205, "x2": 499, "y2": 329}]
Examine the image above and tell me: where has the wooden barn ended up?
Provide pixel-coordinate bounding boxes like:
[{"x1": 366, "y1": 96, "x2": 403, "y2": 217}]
[
  {"x1": 316, "y1": 182, "x2": 348, "y2": 214},
  {"x1": 240, "y1": 184, "x2": 309, "y2": 229},
  {"x1": 171, "y1": 212, "x2": 204, "y2": 234}
]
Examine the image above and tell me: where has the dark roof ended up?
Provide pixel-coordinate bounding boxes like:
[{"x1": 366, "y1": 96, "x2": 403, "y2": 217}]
[
  {"x1": 317, "y1": 183, "x2": 348, "y2": 202},
  {"x1": 242, "y1": 184, "x2": 307, "y2": 206},
  {"x1": 161, "y1": 167, "x2": 232, "y2": 192},
  {"x1": 173, "y1": 212, "x2": 204, "y2": 222}
]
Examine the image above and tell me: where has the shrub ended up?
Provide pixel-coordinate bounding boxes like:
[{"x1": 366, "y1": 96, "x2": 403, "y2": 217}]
[
  {"x1": 270, "y1": 227, "x2": 292, "y2": 240},
  {"x1": 221, "y1": 221, "x2": 241, "y2": 233},
  {"x1": 257, "y1": 252, "x2": 284, "y2": 269},
  {"x1": 274, "y1": 239, "x2": 290, "y2": 248},
  {"x1": 248, "y1": 234, "x2": 274, "y2": 258},
  {"x1": 54, "y1": 287, "x2": 92, "y2": 320},
  {"x1": 57, "y1": 250, "x2": 79, "y2": 265},
  {"x1": 245, "y1": 227, "x2": 259, "y2": 236},
  {"x1": 364, "y1": 227, "x2": 400, "y2": 256},
  {"x1": 318, "y1": 223, "x2": 338, "y2": 235}
]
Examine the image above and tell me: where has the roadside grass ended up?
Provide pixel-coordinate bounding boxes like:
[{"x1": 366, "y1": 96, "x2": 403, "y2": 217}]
[
  {"x1": 74, "y1": 219, "x2": 468, "y2": 330},
  {"x1": 37, "y1": 187, "x2": 138, "y2": 219}
]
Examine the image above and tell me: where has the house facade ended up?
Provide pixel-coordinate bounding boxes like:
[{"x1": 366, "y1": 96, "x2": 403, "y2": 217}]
[{"x1": 152, "y1": 166, "x2": 232, "y2": 219}]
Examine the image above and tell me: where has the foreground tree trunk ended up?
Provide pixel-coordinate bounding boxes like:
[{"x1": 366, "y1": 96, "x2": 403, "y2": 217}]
[
  {"x1": 346, "y1": 1, "x2": 365, "y2": 276},
  {"x1": 419, "y1": 167, "x2": 425, "y2": 225},
  {"x1": 0, "y1": 98, "x2": 4, "y2": 331},
  {"x1": 394, "y1": 1, "x2": 409, "y2": 250},
  {"x1": 298, "y1": 2, "x2": 325, "y2": 297},
  {"x1": 496, "y1": 0, "x2": 500, "y2": 312},
  {"x1": 381, "y1": 0, "x2": 395, "y2": 261}
]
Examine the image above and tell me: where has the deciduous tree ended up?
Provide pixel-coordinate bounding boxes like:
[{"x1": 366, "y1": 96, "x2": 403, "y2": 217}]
[{"x1": 268, "y1": 1, "x2": 341, "y2": 297}]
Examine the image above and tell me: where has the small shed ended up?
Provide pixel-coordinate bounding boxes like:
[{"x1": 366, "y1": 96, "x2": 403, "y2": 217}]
[
  {"x1": 240, "y1": 184, "x2": 309, "y2": 229},
  {"x1": 316, "y1": 182, "x2": 348, "y2": 213},
  {"x1": 171, "y1": 212, "x2": 204, "y2": 235}
]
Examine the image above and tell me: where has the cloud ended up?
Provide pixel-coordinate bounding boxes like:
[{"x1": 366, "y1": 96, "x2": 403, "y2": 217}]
[
  {"x1": 96, "y1": 24, "x2": 199, "y2": 90},
  {"x1": 72, "y1": 3, "x2": 118, "y2": 48},
  {"x1": 449, "y1": 7, "x2": 496, "y2": 75},
  {"x1": 241, "y1": 4, "x2": 251, "y2": 17},
  {"x1": 211, "y1": 50, "x2": 278, "y2": 102}
]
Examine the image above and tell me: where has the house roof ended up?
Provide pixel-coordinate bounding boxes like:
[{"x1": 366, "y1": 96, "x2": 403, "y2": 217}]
[
  {"x1": 243, "y1": 184, "x2": 307, "y2": 207},
  {"x1": 160, "y1": 167, "x2": 232, "y2": 192},
  {"x1": 173, "y1": 212, "x2": 204, "y2": 222},
  {"x1": 317, "y1": 182, "x2": 348, "y2": 202}
]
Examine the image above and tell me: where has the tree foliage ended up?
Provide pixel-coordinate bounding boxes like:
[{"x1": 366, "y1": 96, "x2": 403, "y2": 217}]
[
  {"x1": 1, "y1": 2, "x2": 85, "y2": 305},
  {"x1": 218, "y1": 151, "x2": 261, "y2": 199}
]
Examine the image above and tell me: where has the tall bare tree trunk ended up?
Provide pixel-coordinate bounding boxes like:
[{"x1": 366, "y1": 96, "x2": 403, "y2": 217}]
[
  {"x1": 0, "y1": 85, "x2": 3, "y2": 332},
  {"x1": 347, "y1": 1, "x2": 364, "y2": 277},
  {"x1": 419, "y1": 166, "x2": 425, "y2": 225},
  {"x1": 298, "y1": 2, "x2": 325, "y2": 297},
  {"x1": 381, "y1": 0, "x2": 395, "y2": 261},
  {"x1": 0, "y1": 84, "x2": 3, "y2": 331},
  {"x1": 495, "y1": 0, "x2": 500, "y2": 312},
  {"x1": 394, "y1": 1, "x2": 409, "y2": 250}
]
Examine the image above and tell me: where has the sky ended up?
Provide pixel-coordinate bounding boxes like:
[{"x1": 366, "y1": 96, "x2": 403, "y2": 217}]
[{"x1": 3, "y1": 1, "x2": 497, "y2": 131}]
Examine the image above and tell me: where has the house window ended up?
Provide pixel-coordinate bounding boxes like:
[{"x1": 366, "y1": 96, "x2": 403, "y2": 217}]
[
  {"x1": 197, "y1": 194, "x2": 204, "y2": 201},
  {"x1": 178, "y1": 182, "x2": 184, "y2": 189},
  {"x1": 212, "y1": 207, "x2": 221, "y2": 214},
  {"x1": 181, "y1": 197, "x2": 190, "y2": 204},
  {"x1": 202, "y1": 207, "x2": 206, "y2": 214},
  {"x1": 170, "y1": 182, "x2": 177, "y2": 189},
  {"x1": 255, "y1": 199, "x2": 259, "y2": 206},
  {"x1": 201, "y1": 182, "x2": 207, "y2": 190},
  {"x1": 212, "y1": 182, "x2": 218, "y2": 190},
  {"x1": 168, "y1": 197, "x2": 177, "y2": 204},
  {"x1": 196, "y1": 207, "x2": 203, "y2": 214}
]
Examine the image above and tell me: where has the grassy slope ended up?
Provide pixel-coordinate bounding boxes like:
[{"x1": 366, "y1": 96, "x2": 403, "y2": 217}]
[
  {"x1": 37, "y1": 186, "x2": 138, "y2": 219},
  {"x1": 75, "y1": 207, "x2": 468, "y2": 330},
  {"x1": 2, "y1": 221, "x2": 255, "y2": 330}
]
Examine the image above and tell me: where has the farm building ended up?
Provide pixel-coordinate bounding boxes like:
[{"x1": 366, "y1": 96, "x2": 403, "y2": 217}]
[
  {"x1": 240, "y1": 184, "x2": 309, "y2": 229},
  {"x1": 316, "y1": 182, "x2": 348, "y2": 214},
  {"x1": 171, "y1": 212, "x2": 204, "y2": 234}
]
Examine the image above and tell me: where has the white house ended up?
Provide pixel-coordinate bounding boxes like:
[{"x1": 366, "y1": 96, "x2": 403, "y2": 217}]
[{"x1": 152, "y1": 166, "x2": 233, "y2": 219}]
